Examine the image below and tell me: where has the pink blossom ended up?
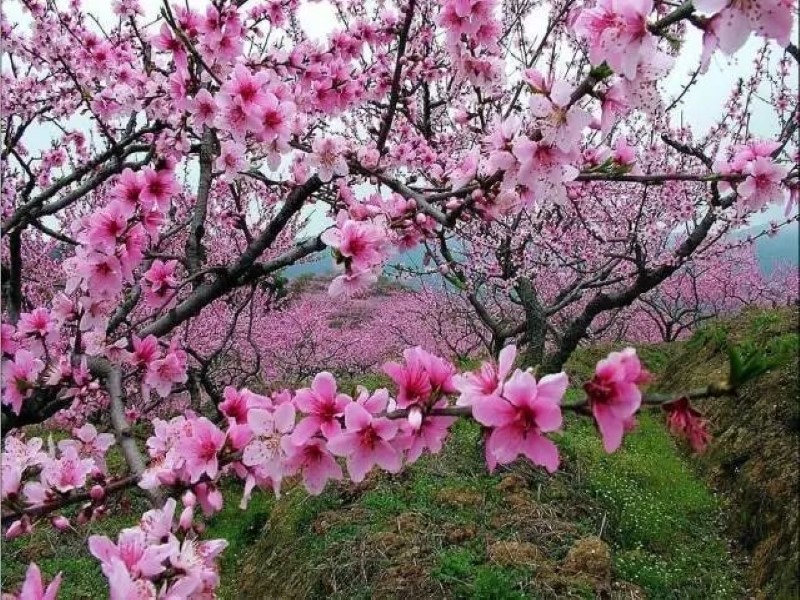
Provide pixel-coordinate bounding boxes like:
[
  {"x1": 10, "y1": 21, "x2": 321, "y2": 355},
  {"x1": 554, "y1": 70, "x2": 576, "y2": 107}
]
[
  {"x1": 189, "y1": 88, "x2": 218, "y2": 130},
  {"x1": 241, "y1": 403, "x2": 296, "y2": 487},
  {"x1": 321, "y1": 220, "x2": 388, "y2": 272},
  {"x1": 140, "y1": 168, "x2": 178, "y2": 212},
  {"x1": 89, "y1": 528, "x2": 172, "y2": 579},
  {"x1": 328, "y1": 268, "x2": 379, "y2": 297},
  {"x1": 383, "y1": 347, "x2": 457, "y2": 410},
  {"x1": 58, "y1": 424, "x2": 115, "y2": 472},
  {"x1": 85, "y1": 203, "x2": 129, "y2": 253},
  {"x1": 308, "y1": 136, "x2": 349, "y2": 182},
  {"x1": 216, "y1": 140, "x2": 247, "y2": 180},
  {"x1": 573, "y1": 0, "x2": 655, "y2": 80},
  {"x1": 473, "y1": 369, "x2": 567, "y2": 472},
  {"x1": 694, "y1": 0, "x2": 793, "y2": 54},
  {"x1": 663, "y1": 396, "x2": 712, "y2": 453},
  {"x1": 76, "y1": 252, "x2": 124, "y2": 298},
  {"x1": 41, "y1": 446, "x2": 95, "y2": 493},
  {"x1": 395, "y1": 414, "x2": 456, "y2": 464},
  {"x1": 584, "y1": 348, "x2": 649, "y2": 453},
  {"x1": 291, "y1": 372, "x2": 351, "y2": 444},
  {"x1": 139, "y1": 498, "x2": 177, "y2": 543},
  {"x1": 6, "y1": 563, "x2": 62, "y2": 600},
  {"x1": 326, "y1": 402, "x2": 401, "y2": 482},
  {"x1": 453, "y1": 344, "x2": 516, "y2": 407},
  {"x1": 101, "y1": 557, "x2": 157, "y2": 600},
  {"x1": 2, "y1": 350, "x2": 45, "y2": 415},
  {"x1": 1, "y1": 323, "x2": 18, "y2": 357},
  {"x1": 529, "y1": 78, "x2": 592, "y2": 152},
  {"x1": 130, "y1": 335, "x2": 160, "y2": 367},
  {"x1": 143, "y1": 350, "x2": 187, "y2": 399},
  {"x1": 17, "y1": 308, "x2": 56, "y2": 342},
  {"x1": 110, "y1": 169, "x2": 144, "y2": 216},
  {"x1": 142, "y1": 260, "x2": 178, "y2": 309},
  {"x1": 1, "y1": 462, "x2": 23, "y2": 501},
  {"x1": 177, "y1": 417, "x2": 226, "y2": 482},
  {"x1": 282, "y1": 437, "x2": 343, "y2": 495},
  {"x1": 738, "y1": 156, "x2": 788, "y2": 210}
]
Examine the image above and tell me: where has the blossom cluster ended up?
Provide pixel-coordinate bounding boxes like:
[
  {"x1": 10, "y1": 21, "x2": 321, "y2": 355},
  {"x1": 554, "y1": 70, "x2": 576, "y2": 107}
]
[
  {"x1": 88, "y1": 498, "x2": 227, "y2": 599},
  {"x1": 715, "y1": 140, "x2": 789, "y2": 211},
  {"x1": 2, "y1": 425, "x2": 113, "y2": 538},
  {"x1": 1, "y1": 344, "x2": 714, "y2": 599}
]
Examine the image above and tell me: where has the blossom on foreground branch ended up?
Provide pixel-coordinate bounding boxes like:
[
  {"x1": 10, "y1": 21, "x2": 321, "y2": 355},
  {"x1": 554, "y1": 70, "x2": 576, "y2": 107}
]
[{"x1": 2, "y1": 344, "x2": 739, "y2": 597}]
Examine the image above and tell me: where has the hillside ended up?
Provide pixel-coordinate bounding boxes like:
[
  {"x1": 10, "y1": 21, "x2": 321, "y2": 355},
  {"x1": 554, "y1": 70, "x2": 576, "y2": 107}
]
[
  {"x1": 4, "y1": 309, "x2": 796, "y2": 599},
  {"x1": 657, "y1": 307, "x2": 799, "y2": 599}
]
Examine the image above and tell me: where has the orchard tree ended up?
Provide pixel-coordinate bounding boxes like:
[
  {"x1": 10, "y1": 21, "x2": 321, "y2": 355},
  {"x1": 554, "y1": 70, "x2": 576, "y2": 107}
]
[
  {"x1": 619, "y1": 242, "x2": 799, "y2": 343},
  {"x1": 0, "y1": 0, "x2": 797, "y2": 596}
]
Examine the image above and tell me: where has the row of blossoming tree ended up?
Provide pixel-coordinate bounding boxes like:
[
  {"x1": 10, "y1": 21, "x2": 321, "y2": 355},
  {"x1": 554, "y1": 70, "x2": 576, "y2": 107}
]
[{"x1": 1, "y1": 0, "x2": 798, "y2": 596}]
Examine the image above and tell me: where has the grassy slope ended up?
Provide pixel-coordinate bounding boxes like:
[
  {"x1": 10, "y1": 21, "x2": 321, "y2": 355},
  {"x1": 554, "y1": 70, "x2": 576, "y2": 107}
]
[
  {"x1": 656, "y1": 307, "x2": 799, "y2": 599},
  {"x1": 5, "y1": 322, "x2": 771, "y2": 599}
]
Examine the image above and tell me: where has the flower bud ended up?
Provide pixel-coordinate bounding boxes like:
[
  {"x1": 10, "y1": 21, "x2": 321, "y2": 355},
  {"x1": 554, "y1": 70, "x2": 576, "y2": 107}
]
[
  {"x1": 408, "y1": 406, "x2": 423, "y2": 430},
  {"x1": 90, "y1": 485, "x2": 105, "y2": 501},
  {"x1": 5, "y1": 518, "x2": 30, "y2": 539},
  {"x1": 182, "y1": 490, "x2": 196, "y2": 507},
  {"x1": 179, "y1": 506, "x2": 194, "y2": 531}
]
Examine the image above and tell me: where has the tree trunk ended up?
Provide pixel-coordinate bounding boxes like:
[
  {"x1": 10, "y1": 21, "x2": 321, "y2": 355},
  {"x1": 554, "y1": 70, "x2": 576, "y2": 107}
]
[{"x1": 517, "y1": 277, "x2": 547, "y2": 369}]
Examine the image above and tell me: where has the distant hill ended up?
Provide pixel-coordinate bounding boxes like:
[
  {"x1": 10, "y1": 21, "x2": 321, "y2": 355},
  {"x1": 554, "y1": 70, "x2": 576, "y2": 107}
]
[
  {"x1": 285, "y1": 223, "x2": 798, "y2": 281},
  {"x1": 749, "y1": 224, "x2": 798, "y2": 273}
]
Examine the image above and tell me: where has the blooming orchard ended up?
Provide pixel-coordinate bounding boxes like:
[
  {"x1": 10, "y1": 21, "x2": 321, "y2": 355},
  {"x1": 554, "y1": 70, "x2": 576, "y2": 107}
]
[{"x1": 1, "y1": 0, "x2": 797, "y2": 597}]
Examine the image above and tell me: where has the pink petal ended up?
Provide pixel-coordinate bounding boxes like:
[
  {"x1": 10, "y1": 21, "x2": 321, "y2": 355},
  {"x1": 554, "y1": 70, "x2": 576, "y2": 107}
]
[
  {"x1": 326, "y1": 432, "x2": 357, "y2": 457},
  {"x1": 472, "y1": 395, "x2": 516, "y2": 427},
  {"x1": 344, "y1": 402, "x2": 371, "y2": 431},
  {"x1": 594, "y1": 404, "x2": 624, "y2": 453},
  {"x1": 487, "y1": 424, "x2": 523, "y2": 464},
  {"x1": 312, "y1": 372, "x2": 337, "y2": 400},
  {"x1": 497, "y1": 345, "x2": 516, "y2": 380},
  {"x1": 290, "y1": 416, "x2": 320, "y2": 446},
  {"x1": 372, "y1": 440, "x2": 402, "y2": 473},
  {"x1": 521, "y1": 434, "x2": 560, "y2": 473},
  {"x1": 346, "y1": 449, "x2": 372, "y2": 482},
  {"x1": 536, "y1": 372, "x2": 568, "y2": 404},
  {"x1": 531, "y1": 398, "x2": 563, "y2": 433},
  {"x1": 274, "y1": 402, "x2": 296, "y2": 433}
]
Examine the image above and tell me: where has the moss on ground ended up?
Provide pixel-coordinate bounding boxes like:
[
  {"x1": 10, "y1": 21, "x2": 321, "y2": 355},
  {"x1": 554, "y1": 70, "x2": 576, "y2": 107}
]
[{"x1": 657, "y1": 306, "x2": 799, "y2": 599}]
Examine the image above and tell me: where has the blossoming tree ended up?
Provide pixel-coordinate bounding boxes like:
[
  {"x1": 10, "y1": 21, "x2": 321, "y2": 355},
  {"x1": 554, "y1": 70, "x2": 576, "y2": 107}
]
[{"x1": 1, "y1": 0, "x2": 797, "y2": 596}]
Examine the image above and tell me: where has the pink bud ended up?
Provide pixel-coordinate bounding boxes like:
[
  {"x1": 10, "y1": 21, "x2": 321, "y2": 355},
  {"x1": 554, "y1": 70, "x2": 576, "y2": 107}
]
[
  {"x1": 438, "y1": 264, "x2": 450, "y2": 275},
  {"x1": 52, "y1": 516, "x2": 71, "y2": 531},
  {"x1": 445, "y1": 199, "x2": 460, "y2": 210},
  {"x1": 415, "y1": 213, "x2": 427, "y2": 225},
  {"x1": 179, "y1": 506, "x2": 194, "y2": 531},
  {"x1": 90, "y1": 485, "x2": 105, "y2": 501},
  {"x1": 182, "y1": 490, "x2": 197, "y2": 507},
  {"x1": 5, "y1": 518, "x2": 30, "y2": 539},
  {"x1": 408, "y1": 406, "x2": 423, "y2": 430}
]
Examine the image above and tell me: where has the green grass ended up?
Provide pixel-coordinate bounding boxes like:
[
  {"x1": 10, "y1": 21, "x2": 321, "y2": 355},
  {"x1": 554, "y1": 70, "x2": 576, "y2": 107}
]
[
  {"x1": 4, "y1": 405, "x2": 741, "y2": 599},
  {"x1": 5, "y1": 331, "x2": 754, "y2": 599},
  {"x1": 556, "y1": 412, "x2": 742, "y2": 599}
]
